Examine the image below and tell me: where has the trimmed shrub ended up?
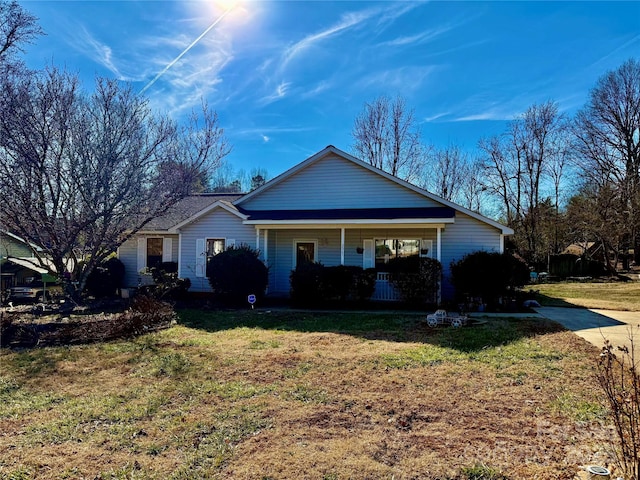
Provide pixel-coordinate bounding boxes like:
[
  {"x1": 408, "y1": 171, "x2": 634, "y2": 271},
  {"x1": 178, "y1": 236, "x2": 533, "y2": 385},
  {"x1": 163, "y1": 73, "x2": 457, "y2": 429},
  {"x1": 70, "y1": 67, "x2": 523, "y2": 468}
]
[
  {"x1": 290, "y1": 262, "x2": 325, "y2": 306},
  {"x1": 85, "y1": 257, "x2": 125, "y2": 298},
  {"x1": 353, "y1": 268, "x2": 377, "y2": 302},
  {"x1": 386, "y1": 256, "x2": 442, "y2": 306},
  {"x1": 207, "y1": 244, "x2": 268, "y2": 306},
  {"x1": 142, "y1": 264, "x2": 191, "y2": 300},
  {"x1": 323, "y1": 265, "x2": 360, "y2": 301},
  {"x1": 289, "y1": 264, "x2": 377, "y2": 307},
  {"x1": 450, "y1": 251, "x2": 530, "y2": 306}
]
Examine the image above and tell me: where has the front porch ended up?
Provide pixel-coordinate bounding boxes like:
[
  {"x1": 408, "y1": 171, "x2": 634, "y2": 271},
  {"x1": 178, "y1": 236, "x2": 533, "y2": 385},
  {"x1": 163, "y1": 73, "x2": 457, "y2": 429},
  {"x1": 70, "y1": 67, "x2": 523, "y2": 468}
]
[{"x1": 251, "y1": 225, "x2": 448, "y2": 302}]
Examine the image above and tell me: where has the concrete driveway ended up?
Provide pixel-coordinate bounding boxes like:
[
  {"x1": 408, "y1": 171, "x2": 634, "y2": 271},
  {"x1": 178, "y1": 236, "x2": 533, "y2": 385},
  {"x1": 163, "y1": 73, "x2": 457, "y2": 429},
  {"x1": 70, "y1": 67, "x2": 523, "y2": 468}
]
[{"x1": 534, "y1": 307, "x2": 640, "y2": 351}]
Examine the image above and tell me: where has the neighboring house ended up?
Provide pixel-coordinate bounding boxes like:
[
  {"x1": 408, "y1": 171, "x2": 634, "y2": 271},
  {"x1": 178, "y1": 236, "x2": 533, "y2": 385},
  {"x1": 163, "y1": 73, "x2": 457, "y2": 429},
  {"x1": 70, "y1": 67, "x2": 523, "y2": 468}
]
[
  {"x1": 562, "y1": 242, "x2": 600, "y2": 258},
  {"x1": 118, "y1": 146, "x2": 514, "y2": 301},
  {"x1": 0, "y1": 230, "x2": 44, "y2": 291}
]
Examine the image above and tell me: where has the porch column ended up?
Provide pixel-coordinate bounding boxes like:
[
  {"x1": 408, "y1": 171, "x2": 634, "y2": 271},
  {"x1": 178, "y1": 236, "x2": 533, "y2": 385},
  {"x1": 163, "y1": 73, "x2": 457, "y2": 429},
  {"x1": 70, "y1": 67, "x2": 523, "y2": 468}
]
[
  {"x1": 340, "y1": 228, "x2": 345, "y2": 265},
  {"x1": 437, "y1": 227, "x2": 442, "y2": 306},
  {"x1": 263, "y1": 230, "x2": 269, "y2": 264},
  {"x1": 256, "y1": 228, "x2": 260, "y2": 254}
]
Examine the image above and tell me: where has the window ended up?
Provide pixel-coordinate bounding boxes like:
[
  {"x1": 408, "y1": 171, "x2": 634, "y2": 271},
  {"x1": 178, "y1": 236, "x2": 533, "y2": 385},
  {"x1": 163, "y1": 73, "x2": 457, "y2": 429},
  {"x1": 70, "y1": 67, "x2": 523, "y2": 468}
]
[
  {"x1": 206, "y1": 238, "x2": 225, "y2": 272},
  {"x1": 147, "y1": 238, "x2": 163, "y2": 269},
  {"x1": 295, "y1": 241, "x2": 316, "y2": 267},
  {"x1": 375, "y1": 239, "x2": 431, "y2": 269},
  {"x1": 206, "y1": 238, "x2": 225, "y2": 258}
]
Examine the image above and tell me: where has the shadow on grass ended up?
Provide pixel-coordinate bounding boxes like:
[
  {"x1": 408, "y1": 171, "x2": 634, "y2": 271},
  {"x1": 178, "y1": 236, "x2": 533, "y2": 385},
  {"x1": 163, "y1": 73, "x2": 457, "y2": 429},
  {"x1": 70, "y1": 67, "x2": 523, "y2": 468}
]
[
  {"x1": 176, "y1": 308, "x2": 566, "y2": 353},
  {"x1": 529, "y1": 291, "x2": 578, "y2": 308},
  {"x1": 1, "y1": 310, "x2": 568, "y2": 382}
]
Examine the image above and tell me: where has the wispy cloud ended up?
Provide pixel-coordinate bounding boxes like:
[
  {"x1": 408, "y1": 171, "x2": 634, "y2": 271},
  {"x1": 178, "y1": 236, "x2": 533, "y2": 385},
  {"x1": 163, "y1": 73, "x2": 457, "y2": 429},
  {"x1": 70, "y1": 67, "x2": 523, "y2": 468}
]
[
  {"x1": 140, "y1": 4, "x2": 236, "y2": 95},
  {"x1": 381, "y1": 25, "x2": 454, "y2": 47},
  {"x1": 258, "y1": 81, "x2": 291, "y2": 105},
  {"x1": 300, "y1": 80, "x2": 332, "y2": 99},
  {"x1": 68, "y1": 25, "x2": 128, "y2": 80},
  {"x1": 357, "y1": 65, "x2": 438, "y2": 92},
  {"x1": 281, "y1": 9, "x2": 375, "y2": 70},
  {"x1": 454, "y1": 111, "x2": 512, "y2": 122},
  {"x1": 423, "y1": 112, "x2": 451, "y2": 122},
  {"x1": 589, "y1": 33, "x2": 640, "y2": 69},
  {"x1": 374, "y1": 2, "x2": 424, "y2": 31},
  {"x1": 451, "y1": 98, "x2": 523, "y2": 122},
  {"x1": 234, "y1": 126, "x2": 315, "y2": 137}
]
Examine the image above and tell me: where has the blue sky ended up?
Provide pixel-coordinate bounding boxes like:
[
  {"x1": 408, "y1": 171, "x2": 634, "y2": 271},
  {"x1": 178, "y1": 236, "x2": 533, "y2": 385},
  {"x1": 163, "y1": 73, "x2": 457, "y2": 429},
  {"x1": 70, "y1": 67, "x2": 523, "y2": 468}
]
[{"x1": 20, "y1": 1, "x2": 640, "y2": 179}]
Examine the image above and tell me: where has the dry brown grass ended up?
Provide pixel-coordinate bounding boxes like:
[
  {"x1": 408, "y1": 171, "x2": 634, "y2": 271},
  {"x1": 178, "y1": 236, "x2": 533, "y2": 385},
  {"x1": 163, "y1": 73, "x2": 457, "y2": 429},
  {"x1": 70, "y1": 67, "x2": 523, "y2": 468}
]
[
  {"x1": 0, "y1": 310, "x2": 615, "y2": 479},
  {"x1": 529, "y1": 281, "x2": 640, "y2": 311}
]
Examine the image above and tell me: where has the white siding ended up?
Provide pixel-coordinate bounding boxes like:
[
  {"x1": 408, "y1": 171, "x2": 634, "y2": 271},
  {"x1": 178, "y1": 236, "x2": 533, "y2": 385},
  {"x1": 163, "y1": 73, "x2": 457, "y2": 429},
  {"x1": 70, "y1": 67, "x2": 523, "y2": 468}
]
[
  {"x1": 240, "y1": 155, "x2": 441, "y2": 210},
  {"x1": 179, "y1": 208, "x2": 256, "y2": 292}
]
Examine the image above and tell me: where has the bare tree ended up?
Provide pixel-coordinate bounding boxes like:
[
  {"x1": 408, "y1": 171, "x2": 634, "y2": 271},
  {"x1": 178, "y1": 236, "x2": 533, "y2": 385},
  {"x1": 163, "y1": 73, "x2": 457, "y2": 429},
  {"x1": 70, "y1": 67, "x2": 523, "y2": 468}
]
[
  {"x1": 574, "y1": 58, "x2": 640, "y2": 264},
  {"x1": 210, "y1": 160, "x2": 243, "y2": 192},
  {"x1": 424, "y1": 144, "x2": 470, "y2": 202},
  {"x1": 0, "y1": 68, "x2": 230, "y2": 301},
  {"x1": 460, "y1": 159, "x2": 488, "y2": 215},
  {"x1": 210, "y1": 163, "x2": 269, "y2": 193},
  {"x1": 351, "y1": 95, "x2": 424, "y2": 183},
  {"x1": 478, "y1": 135, "x2": 519, "y2": 225},
  {"x1": 479, "y1": 101, "x2": 569, "y2": 265},
  {"x1": 0, "y1": 0, "x2": 43, "y2": 64},
  {"x1": 566, "y1": 181, "x2": 627, "y2": 273}
]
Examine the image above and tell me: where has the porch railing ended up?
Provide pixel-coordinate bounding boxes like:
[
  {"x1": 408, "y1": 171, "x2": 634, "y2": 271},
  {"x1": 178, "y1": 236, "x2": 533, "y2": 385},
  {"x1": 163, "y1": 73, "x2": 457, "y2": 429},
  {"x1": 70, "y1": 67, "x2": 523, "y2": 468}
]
[{"x1": 372, "y1": 272, "x2": 400, "y2": 301}]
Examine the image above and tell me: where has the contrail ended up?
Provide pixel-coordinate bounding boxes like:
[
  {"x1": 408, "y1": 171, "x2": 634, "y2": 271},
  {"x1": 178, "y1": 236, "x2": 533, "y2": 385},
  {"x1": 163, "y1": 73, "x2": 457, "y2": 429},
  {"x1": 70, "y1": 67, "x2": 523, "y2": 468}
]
[{"x1": 140, "y1": 3, "x2": 237, "y2": 95}]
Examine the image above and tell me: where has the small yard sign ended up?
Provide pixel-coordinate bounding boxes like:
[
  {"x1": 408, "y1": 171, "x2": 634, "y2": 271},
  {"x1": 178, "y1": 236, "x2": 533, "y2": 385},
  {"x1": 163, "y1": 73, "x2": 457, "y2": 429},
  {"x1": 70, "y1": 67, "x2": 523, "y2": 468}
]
[{"x1": 247, "y1": 294, "x2": 256, "y2": 309}]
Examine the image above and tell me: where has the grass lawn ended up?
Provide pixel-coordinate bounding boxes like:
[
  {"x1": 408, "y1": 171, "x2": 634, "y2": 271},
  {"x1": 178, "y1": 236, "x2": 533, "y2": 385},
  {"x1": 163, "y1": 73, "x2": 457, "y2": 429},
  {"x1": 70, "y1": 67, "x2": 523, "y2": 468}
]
[
  {"x1": 0, "y1": 310, "x2": 614, "y2": 479},
  {"x1": 527, "y1": 281, "x2": 640, "y2": 311}
]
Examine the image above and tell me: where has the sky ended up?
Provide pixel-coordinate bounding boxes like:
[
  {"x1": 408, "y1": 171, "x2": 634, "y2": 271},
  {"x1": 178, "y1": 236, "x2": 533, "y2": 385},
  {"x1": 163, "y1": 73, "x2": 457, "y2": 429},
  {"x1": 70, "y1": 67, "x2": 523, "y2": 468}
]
[{"x1": 19, "y1": 0, "x2": 640, "y2": 180}]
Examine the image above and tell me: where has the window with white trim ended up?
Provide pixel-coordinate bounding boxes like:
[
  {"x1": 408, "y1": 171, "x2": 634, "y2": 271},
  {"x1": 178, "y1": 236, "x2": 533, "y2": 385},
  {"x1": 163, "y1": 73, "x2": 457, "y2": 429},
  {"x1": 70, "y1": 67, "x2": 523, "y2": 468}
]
[
  {"x1": 374, "y1": 238, "x2": 432, "y2": 269},
  {"x1": 206, "y1": 238, "x2": 225, "y2": 258},
  {"x1": 294, "y1": 240, "x2": 317, "y2": 267},
  {"x1": 206, "y1": 238, "x2": 225, "y2": 272},
  {"x1": 147, "y1": 238, "x2": 164, "y2": 269}
]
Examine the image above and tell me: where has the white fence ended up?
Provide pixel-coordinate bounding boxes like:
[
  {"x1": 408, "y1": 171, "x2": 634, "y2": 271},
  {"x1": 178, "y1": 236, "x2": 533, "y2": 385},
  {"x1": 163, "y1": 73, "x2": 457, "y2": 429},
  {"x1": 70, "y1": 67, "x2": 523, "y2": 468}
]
[{"x1": 372, "y1": 272, "x2": 400, "y2": 301}]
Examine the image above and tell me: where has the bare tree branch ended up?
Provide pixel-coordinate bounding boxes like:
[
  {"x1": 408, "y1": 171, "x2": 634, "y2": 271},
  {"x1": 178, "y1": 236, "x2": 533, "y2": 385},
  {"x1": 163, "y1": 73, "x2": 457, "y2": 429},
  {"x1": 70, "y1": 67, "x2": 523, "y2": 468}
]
[{"x1": 0, "y1": 68, "x2": 230, "y2": 301}]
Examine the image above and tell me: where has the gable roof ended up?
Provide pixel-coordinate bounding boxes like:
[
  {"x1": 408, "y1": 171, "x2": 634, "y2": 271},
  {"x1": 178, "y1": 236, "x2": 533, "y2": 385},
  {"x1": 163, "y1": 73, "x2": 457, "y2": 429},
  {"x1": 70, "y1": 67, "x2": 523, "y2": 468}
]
[
  {"x1": 236, "y1": 145, "x2": 514, "y2": 235},
  {"x1": 141, "y1": 193, "x2": 243, "y2": 232},
  {"x1": 169, "y1": 200, "x2": 248, "y2": 232},
  {"x1": 0, "y1": 230, "x2": 43, "y2": 254}
]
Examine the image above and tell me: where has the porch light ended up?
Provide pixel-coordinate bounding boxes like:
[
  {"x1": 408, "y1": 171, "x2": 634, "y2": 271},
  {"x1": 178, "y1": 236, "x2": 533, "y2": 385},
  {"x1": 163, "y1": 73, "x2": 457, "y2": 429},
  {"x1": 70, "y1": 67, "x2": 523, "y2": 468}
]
[{"x1": 356, "y1": 247, "x2": 364, "y2": 254}]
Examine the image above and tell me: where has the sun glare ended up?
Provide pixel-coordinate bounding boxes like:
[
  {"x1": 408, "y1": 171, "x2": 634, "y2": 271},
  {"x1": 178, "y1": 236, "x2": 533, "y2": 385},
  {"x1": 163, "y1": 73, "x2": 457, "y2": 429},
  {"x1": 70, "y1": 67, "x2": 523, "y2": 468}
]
[
  {"x1": 213, "y1": 0, "x2": 240, "y2": 11},
  {"x1": 199, "y1": 0, "x2": 251, "y2": 26}
]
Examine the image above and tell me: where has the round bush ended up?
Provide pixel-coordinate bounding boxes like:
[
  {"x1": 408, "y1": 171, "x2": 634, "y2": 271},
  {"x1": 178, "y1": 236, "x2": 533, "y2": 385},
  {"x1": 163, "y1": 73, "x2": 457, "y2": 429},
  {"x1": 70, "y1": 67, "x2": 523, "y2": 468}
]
[
  {"x1": 289, "y1": 261, "x2": 325, "y2": 306},
  {"x1": 85, "y1": 257, "x2": 125, "y2": 298},
  {"x1": 450, "y1": 251, "x2": 529, "y2": 303},
  {"x1": 207, "y1": 245, "x2": 268, "y2": 305}
]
